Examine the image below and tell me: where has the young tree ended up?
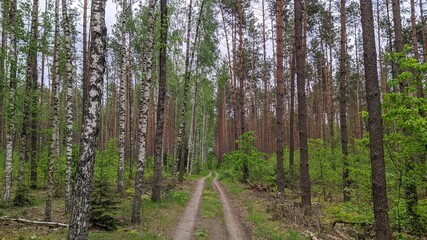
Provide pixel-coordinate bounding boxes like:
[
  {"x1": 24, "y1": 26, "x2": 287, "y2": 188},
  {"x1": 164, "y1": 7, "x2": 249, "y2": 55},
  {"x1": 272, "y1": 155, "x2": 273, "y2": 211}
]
[
  {"x1": 131, "y1": 0, "x2": 156, "y2": 224},
  {"x1": 360, "y1": 0, "x2": 392, "y2": 238},
  {"x1": 275, "y1": 0, "x2": 285, "y2": 195},
  {"x1": 67, "y1": 0, "x2": 107, "y2": 237},
  {"x1": 295, "y1": 0, "x2": 311, "y2": 210},
  {"x1": 152, "y1": 0, "x2": 168, "y2": 201}
]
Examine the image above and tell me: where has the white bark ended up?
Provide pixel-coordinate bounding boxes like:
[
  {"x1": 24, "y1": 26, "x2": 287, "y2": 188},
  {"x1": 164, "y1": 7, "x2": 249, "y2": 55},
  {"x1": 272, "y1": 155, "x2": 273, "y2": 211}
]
[
  {"x1": 62, "y1": 0, "x2": 75, "y2": 213},
  {"x1": 131, "y1": 0, "x2": 156, "y2": 224},
  {"x1": 67, "y1": 0, "x2": 107, "y2": 237},
  {"x1": 45, "y1": 0, "x2": 60, "y2": 222},
  {"x1": 2, "y1": 0, "x2": 17, "y2": 205},
  {"x1": 117, "y1": 0, "x2": 128, "y2": 194}
]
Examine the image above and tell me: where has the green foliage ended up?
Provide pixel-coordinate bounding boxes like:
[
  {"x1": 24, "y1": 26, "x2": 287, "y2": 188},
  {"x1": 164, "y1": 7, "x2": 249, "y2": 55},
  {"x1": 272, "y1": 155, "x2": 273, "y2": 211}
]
[
  {"x1": 220, "y1": 131, "x2": 275, "y2": 186},
  {"x1": 90, "y1": 139, "x2": 120, "y2": 231}
]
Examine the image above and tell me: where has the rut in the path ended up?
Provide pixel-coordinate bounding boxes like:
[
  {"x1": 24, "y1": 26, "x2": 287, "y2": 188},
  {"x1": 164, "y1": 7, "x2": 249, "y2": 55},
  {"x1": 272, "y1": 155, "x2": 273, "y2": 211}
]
[
  {"x1": 173, "y1": 172, "x2": 211, "y2": 240},
  {"x1": 213, "y1": 171, "x2": 248, "y2": 240}
]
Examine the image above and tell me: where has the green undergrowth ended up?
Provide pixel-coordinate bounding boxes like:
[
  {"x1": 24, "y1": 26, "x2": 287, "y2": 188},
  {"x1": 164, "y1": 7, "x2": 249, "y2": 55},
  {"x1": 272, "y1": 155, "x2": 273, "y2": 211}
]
[
  {"x1": 220, "y1": 179, "x2": 308, "y2": 240},
  {"x1": 199, "y1": 176, "x2": 223, "y2": 219}
]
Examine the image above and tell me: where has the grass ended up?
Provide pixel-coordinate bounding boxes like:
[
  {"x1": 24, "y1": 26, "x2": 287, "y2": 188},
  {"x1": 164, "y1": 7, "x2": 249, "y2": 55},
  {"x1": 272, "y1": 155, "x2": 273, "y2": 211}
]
[
  {"x1": 221, "y1": 179, "x2": 308, "y2": 240},
  {"x1": 199, "y1": 177, "x2": 223, "y2": 219},
  {"x1": 0, "y1": 176, "x2": 196, "y2": 240}
]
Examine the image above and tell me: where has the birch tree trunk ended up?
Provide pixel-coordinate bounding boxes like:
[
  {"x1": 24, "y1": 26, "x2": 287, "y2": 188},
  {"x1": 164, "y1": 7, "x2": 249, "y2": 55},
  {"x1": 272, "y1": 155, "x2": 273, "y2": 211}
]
[
  {"x1": 2, "y1": 0, "x2": 17, "y2": 205},
  {"x1": 45, "y1": 0, "x2": 60, "y2": 221},
  {"x1": 62, "y1": 0, "x2": 75, "y2": 213},
  {"x1": 131, "y1": 0, "x2": 156, "y2": 224},
  {"x1": 118, "y1": 0, "x2": 128, "y2": 195},
  {"x1": 67, "y1": 0, "x2": 107, "y2": 237}
]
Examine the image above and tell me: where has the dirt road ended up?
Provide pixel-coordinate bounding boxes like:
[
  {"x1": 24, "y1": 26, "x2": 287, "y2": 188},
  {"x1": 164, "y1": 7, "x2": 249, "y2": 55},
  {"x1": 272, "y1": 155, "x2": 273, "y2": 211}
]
[
  {"x1": 213, "y1": 172, "x2": 248, "y2": 240},
  {"x1": 173, "y1": 172, "x2": 211, "y2": 240}
]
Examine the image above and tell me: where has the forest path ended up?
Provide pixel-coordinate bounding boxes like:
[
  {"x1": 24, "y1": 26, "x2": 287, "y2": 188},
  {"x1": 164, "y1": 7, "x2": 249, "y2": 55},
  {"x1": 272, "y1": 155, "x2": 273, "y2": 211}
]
[
  {"x1": 173, "y1": 171, "x2": 211, "y2": 240},
  {"x1": 213, "y1": 171, "x2": 249, "y2": 240}
]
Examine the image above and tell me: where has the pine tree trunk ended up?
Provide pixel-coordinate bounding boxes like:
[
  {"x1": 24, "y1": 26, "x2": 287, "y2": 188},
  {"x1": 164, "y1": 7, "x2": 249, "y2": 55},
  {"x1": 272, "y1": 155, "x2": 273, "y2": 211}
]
[
  {"x1": 152, "y1": 0, "x2": 168, "y2": 201},
  {"x1": 275, "y1": 0, "x2": 285, "y2": 195},
  {"x1": 2, "y1": 0, "x2": 17, "y2": 205},
  {"x1": 295, "y1": 0, "x2": 311, "y2": 210},
  {"x1": 62, "y1": 0, "x2": 75, "y2": 213},
  {"x1": 339, "y1": 0, "x2": 350, "y2": 203},
  {"x1": 289, "y1": 34, "x2": 296, "y2": 180},
  {"x1": 45, "y1": 0, "x2": 60, "y2": 221},
  {"x1": 67, "y1": 0, "x2": 106, "y2": 237},
  {"x1": 131, "y1": 0, "x2": 156, "y2": 224},
  {"x1": 360, "y1": 1, "x2": 392, "y2": 238},
  {"x1": 118, "y1": 0, "x2": 128, "y2": 195}
]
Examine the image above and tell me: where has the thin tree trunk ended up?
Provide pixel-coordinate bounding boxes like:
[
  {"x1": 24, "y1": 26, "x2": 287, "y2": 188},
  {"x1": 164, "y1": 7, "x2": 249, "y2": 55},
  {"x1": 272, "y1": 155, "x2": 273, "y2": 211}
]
[
  {"x1": 45, "y1": 0, "x2": 60, "y2": 221},
  {"x1": 376, "y1": 0, "x2": 386, "y2": 98},
  {"x1": 295, "y1": 0, "x2": 311, "y2": 210},
  {"x1": 410, "y1": 0, "x2": 424, "y2": 98},
  {"x1": 177, "y1": 0, "x2": 206, "y2": 183},
  {"x1": 176, "y1": 0, "x2": 194, "y2": 183},
  {"x1": 289, "y1": 42, "x2": 296, "y2": 180},
  {"x1": 0, "y1": 0, "x2": 8, "y2": 145},
  {"x1": 187, "y1": 80, "x2": 198, "y2": 176},
  {"x1": 2, "y1": 0, "x2": 17, "y2": 205},
  {"x1": 275, "y1": 0, "x2": 285, "y2": 195},
  {"x1": 339, "y1": 0, "x2": 350, "y2": 203},
  {"x1": 62, "y1": 0, "x2": 75, "y2": 213},
  {"x1": 67, "y1": 0, "x2": 107, "y2": 237},
  {"x1": 152, "y1": 0, "x2": 168, "y2": 201},
  {"x1": 262, "y1": 0, "x2": 269, "y2": 154},
  {"x1": 118, "y1": 0, "x2": 128, "y2": 195},
  {"x1": 131, "y1": 0, "x2": 156, "y2": 224},
  {"x1": 360, "y1": 1, "x2": 392, "y2": 238}
]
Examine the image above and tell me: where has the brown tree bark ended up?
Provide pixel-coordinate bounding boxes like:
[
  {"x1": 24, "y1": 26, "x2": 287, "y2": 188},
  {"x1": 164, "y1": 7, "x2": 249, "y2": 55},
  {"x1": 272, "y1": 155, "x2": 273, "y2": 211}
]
[
  {"x1": 275, "y1": 0, "x2": 285, "y2": 195},
  {"x1": 360, "y1": 0, "x2": 392, "y2": 238},
  {"x1": 295, "y1": 0, "x2": 311, "y2": 210},
  {"x1": 339, "y1": 0, "x2": 350, "y2": 203},
  {"x1": 152, "y1": 0, "x2": 168, "y2": 201}
]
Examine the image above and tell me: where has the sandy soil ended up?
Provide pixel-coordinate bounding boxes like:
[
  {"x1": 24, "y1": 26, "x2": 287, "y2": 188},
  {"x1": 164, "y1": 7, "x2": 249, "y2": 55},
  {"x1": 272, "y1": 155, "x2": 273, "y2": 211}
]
[
  {"x1": 213, "y1": 172, "x2": 249, "y2": 240},
  {"x1": 173, "y1": 172, "x2": 211, "y2": 240}
]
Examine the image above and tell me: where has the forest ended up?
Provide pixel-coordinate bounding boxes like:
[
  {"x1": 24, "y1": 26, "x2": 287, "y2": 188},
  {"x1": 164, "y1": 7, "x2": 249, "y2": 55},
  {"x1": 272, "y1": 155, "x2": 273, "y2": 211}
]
[{"x1": 0, "y1": 0, "x2": 426, "y2": 239}]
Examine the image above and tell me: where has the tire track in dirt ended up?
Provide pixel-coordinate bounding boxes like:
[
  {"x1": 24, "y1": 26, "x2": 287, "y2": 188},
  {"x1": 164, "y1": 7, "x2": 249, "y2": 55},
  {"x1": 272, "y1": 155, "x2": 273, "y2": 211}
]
[
  {"x1": 213, "y1": 171, "x2": 248, "y2": 240},
  {"x1": 173, "y1": 171, "x2": 211, "y2": 240}
]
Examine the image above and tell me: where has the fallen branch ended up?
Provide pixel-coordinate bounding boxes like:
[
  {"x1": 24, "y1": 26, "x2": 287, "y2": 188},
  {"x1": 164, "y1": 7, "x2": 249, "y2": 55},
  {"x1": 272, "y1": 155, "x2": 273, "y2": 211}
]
[
  {"x1": 0, "y1": 216, "x2": 69, "y2": 228},
  {"x1": 305, "y1": 230, "x2": 322, "y2": 240}
]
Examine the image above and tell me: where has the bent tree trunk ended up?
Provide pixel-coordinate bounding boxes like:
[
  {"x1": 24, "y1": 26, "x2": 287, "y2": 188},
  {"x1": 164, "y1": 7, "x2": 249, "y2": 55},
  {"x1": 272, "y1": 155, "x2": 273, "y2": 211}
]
[
  {"x1": 131, "y1": 0, "x2": 156, "y2": 224},
  {"x1": 67, "y1": 0, "x2": 107, "y2": 238}
]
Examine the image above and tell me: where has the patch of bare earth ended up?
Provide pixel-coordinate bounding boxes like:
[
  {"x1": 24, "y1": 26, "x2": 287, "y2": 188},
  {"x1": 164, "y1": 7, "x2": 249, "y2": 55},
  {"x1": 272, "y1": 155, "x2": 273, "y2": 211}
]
[
  {"x1": 213, "y1": 172, "x2": 251, "y2": 240},
  {"x1": 173, "y1": 172, "x2": 211, "y2": 240}
]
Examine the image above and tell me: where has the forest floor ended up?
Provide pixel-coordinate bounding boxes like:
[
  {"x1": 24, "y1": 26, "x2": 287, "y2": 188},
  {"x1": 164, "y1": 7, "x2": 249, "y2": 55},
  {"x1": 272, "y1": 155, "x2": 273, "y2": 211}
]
[{"x1": 0, "y1": 172, "x2": 313, "y2": 240}]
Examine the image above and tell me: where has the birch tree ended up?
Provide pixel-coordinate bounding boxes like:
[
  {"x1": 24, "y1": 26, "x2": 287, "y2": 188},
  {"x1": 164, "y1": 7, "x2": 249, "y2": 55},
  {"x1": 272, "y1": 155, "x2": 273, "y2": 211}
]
[
  {"x1": 131, "y1": 0, "x2": 157, "y2": 224},
  {"x1": 67, "y1": 0, "x2": 107, "y2": 237},
  {"x1": 45, "y1": 0, "x2": 60, "y2": 221},
  {"x1": 62, "y1": 0, "x2": 75, "y2": 213}
]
